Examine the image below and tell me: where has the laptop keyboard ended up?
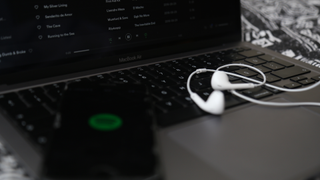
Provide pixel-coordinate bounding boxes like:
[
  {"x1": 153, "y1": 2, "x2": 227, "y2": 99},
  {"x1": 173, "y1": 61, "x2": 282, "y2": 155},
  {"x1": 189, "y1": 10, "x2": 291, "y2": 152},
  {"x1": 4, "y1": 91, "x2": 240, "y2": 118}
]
[{"x1": 0, "y1": 46, "x2": 318, "y2": 151}]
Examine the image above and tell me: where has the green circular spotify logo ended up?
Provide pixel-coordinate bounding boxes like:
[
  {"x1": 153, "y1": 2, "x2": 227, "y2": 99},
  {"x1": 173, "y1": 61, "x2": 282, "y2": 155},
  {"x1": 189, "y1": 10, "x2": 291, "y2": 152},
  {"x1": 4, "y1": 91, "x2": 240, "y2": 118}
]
[{"x1": 88, "y1": 113, "x2": 122, "y2": 131}]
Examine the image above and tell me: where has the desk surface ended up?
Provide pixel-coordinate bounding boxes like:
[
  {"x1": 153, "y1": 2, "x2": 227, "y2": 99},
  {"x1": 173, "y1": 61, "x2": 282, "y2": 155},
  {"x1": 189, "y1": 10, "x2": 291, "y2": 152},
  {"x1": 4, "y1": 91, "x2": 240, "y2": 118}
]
[{"x1": 1, "y1": 0, "x2": 320, "y2": 179}]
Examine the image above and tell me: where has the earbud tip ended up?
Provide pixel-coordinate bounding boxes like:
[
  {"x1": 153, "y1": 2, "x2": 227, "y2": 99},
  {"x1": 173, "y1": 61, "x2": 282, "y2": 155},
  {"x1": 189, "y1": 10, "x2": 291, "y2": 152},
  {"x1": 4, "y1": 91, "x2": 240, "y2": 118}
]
[
  {"x1": 190, "y1": 91, "x2": 225, "y2": 115},
  {"x1": 206, "y1": 90, "x2": 225, "y2": 115}
]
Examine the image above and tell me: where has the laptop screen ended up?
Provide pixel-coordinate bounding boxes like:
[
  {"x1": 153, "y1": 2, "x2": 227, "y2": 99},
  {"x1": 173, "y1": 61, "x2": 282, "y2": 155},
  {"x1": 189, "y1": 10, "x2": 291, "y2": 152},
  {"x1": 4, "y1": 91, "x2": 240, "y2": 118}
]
[{"x1": 0, "y1": 0, "x2": 241, "y2": 76}]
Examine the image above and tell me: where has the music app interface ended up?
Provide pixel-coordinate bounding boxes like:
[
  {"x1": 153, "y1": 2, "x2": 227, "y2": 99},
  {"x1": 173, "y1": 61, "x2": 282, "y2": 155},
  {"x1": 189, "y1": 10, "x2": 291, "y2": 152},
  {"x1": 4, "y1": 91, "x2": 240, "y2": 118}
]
[{"x1": 0, "y1": 0, "x2": 238, "y2": 70}]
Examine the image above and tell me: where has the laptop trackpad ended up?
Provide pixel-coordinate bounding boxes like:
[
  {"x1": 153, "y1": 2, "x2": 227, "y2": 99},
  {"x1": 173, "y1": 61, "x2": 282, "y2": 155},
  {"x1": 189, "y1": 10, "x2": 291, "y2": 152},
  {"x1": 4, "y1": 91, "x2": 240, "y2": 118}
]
[{"x1": 167, "y1": 99, "x2": 320, "y2": 180}]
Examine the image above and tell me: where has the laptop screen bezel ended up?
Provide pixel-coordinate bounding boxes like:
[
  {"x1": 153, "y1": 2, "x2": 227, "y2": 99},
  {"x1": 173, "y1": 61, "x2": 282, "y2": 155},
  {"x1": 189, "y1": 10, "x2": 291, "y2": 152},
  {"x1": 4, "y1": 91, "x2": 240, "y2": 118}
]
[{"x1": 0, "y1": 0, "x2": 242, "y2": 85}]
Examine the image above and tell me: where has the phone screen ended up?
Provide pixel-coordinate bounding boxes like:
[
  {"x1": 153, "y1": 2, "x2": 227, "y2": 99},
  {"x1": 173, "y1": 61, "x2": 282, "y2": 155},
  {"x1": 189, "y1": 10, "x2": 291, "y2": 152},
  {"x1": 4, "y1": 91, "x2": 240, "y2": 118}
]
[{"x1": 42, "y1": 82, "x2": 159, "y2": 180}]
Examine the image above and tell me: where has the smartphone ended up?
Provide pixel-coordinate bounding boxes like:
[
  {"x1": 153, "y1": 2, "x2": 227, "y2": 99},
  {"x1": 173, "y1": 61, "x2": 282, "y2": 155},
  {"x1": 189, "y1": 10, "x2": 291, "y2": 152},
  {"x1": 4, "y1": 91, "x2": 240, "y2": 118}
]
[{"x1": 42, "y1": 82, "x2": 160, "y2": 180}]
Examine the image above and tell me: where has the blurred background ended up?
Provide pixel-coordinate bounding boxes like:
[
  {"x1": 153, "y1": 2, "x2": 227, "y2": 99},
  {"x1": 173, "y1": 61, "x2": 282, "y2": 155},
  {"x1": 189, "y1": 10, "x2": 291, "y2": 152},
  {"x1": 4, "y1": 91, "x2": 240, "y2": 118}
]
[{"x1": 241, "y1": 0, "x2": 320, "y2": 67}]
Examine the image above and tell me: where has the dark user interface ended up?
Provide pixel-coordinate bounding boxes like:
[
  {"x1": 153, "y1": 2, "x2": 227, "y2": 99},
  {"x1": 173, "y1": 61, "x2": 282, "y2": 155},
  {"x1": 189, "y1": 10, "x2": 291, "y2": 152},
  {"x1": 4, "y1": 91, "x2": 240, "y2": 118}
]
[{"x1": 0, "y1": 0, "x2": 239, "y2": 71}]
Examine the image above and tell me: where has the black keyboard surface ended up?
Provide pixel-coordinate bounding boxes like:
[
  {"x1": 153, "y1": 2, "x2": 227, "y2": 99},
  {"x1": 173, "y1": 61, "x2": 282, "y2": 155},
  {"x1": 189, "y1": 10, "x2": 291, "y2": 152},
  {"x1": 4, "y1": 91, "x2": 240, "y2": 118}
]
[{"x1": 0, "y1": 46, "x2": 317, "y2": 151}]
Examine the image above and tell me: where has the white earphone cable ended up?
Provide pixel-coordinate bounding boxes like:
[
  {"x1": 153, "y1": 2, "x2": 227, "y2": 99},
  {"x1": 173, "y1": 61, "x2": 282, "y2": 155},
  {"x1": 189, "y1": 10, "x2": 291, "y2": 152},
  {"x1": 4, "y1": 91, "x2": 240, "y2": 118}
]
[
  {"x1": 231, "y1": 89, "x2": 320, "y2": 106},
  {"x1": 187, "y1": 63, "x2": 320, "y2": 112},
  {"x1": 187, "y1": 64, "x2": 267, "y2": 95}
]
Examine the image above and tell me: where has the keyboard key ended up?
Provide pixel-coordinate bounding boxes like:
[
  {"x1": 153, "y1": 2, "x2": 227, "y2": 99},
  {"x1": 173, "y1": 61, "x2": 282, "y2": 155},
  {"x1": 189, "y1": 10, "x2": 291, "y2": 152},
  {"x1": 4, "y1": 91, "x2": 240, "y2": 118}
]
[
  {"x1": 169, "y1": 73, "x2": 189, "y2": 83},
  {"x1": 147, "y1": 69, "x2": 170, "y2": 78},
  {"x1": 22, "y1": 93, "x2": 52, "y2": 106},
  {"x1": 262, "y1": 62, "x2": 284, "y2": 71},
  {"x1": 271, "y1": 59, "x2": 294, "y2": 67},
  {"x1": 169, "y1": 84, "x2": 189, "y2": 95},
  {"x1": 228, "y1": 75, "x2": 240, "y2": 81},
  {"x1": 242, "y1": 87, "x2": 273, "y2": 99},
  {"x1": 284, "y1": 82, "x2": 302, "y2": 89},
  {"x1": 163, "y1": 66, "x2": 186, "y2": 75},
  {"x1": 245, "y1": 57, "x2": 266, "y2": 65},
  {"x1": 311, "y1": 75, "x2": 320, "y2": 81},
  {"x1": 8, "y1": 106, "x2": 51, "y2": 122},
  {"x1": 46, "y1": 89, "x2": 64, "y2": 100},
  {"x1": 198, "y1": 89, "x2": 213, "y2": 100},
  {"x1": 67, "y1": 78, "x2": 90, "y2": 84},
  {"x1": 19, "y1": 87, "x2": 44, "y2": 96},
  {"x1": 113, "y1": 69, "x2": 133, "y2": 76},
  {"x1": 241, "y1": 76, "x2": 261, "y2": 84},
  {"x1": 21, "y1": 116, "x2": 55, "y2": 148},
  {"x1": 146, "y1": 82, "x2": 160, "y2": 89},
  {"x1": 111, "y1": 76, "x2": 137, "y2": 84},
  {"x1": 232, "y1": 47, "x2": 251, "y2": 52},
  {"x1": 155, "y1": 99, "x2": 184, "y2": 113},
  {"x1": 238, "y1": 50, "x2": 264, "y2": 57},
  {"x1": 130, "y1": 72, "x2": 153, "y2": 82},
  {"x1": 254, "y1": 65, "x2": 272, "y2": 74},
  {"x1": 190, "y1": 77, "x2": 211, "y2": 91},
  {"x1": 216, "y1": 50, "x2": 228, "y2": 55},
  {"x1": 20, "y1": 115, "x2": 54, "y2": 133},
  {"x1": 31, "y1": 131, "x2": 51, "y2": 148},
  {"x1": 219, "y1": 66, "x2": 240, "y2": 72},
  {"x1": 193, "y1": 72, "x2": 212, "y2": 79},
  {"x1": 178, "y1": 63, "x2": 198, "y2": 72},
  {"x1": 167, "y1": 59, "x2": 184, "y2": 66},
  {"x1": 257, "y1": 74, "x2": 281, "y2": 83},
  {"x1": 234, "y1": 60, "x2": 253, "y2": 66},
  {"x1": 290, "y1": 76, "x2": 307, "y2": 82},
  {"x1": 197, "y1": 53, "x2": 215, "y2": 61},
  {"x1": 0, "y1": 93, "x2": 28, "y2": 112},
  {"x1": 182, "y1": 56, "x2": 198, "y2": 62},
  {"x1": 129, "y1": 66, "x2": 151, "y2": 74},
  {"x1": 235, "y1": 68, "x2": 258, "y2": 77},
  {"x1": 175, "y1": 95, "x2": 194, "y2": 106},
  {"x1": 44, "y1": 82, "x2": 66, "y2": 91},
  {"x1": 151, "y1": 88, "x2": 177, "y2": 100},
  {"x1": 89, "y1": 74, "x2": 111, "y2": 82},
  {"x1": 225, "y1": 53, "x2": 246, "y2": 61},
  {"x1": 259, "y1": 55, "x2": 294, "y2": 67},
  {"x1": 198, "y1": 60, "x2": 219, "y2": 69},
  {"x1": 171, "y1": 64, "x2": 192, "y2": 73},
  {"x1": 45, "y1": 101, "x2": 59, "y2": 112},
  {"x1": 272, "y1": 66, "x2": 311, "y2": 79},
  {"x1": 214, "y1": 55, "x2": 233, "y2": 64},
  {"x1": 184, "y1": 61, "x2": 206, "y2": 71},
  {"x1": 148, "y1": 63, "x2": 166, "y2": 70},
  {"x1": 298, "y1": 79, "x2": 315, "y2": 85},
  {"x1": 263, "y1": 85, "x2": 283, "y2": 94},
  {"x1": 164, "y1": 61, "x2": 179, "y2": 67},
  {"x1": 151, "y1": 78, "x2": 176, "y2": 88}
]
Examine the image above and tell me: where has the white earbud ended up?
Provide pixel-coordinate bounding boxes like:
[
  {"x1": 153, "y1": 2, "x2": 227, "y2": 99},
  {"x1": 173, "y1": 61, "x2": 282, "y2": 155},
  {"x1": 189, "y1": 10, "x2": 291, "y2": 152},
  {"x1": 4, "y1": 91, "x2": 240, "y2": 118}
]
[
  {"x1": 189, "y1": 70, "x2": 254, "y2": 115},
  {"x1": 187, "y1": 65, "x2": 259, "y2": 115},
  {"x1": 188, "y1": 63, "x2": 320, "y2": 116},
  {"x1": 211, "y1": 71, "x2": 255, "y2": 90},
  {"x1": 190, "y1": 90, "x2": 225, "y2": 115}
]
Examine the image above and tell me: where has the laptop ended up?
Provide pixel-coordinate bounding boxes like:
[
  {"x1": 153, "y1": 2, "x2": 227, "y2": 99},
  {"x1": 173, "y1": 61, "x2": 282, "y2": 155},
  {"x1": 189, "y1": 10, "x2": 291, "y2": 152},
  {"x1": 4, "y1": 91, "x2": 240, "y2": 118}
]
[{"x1": 1, "y1": 0, "x2": 320, "y2": 179}]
